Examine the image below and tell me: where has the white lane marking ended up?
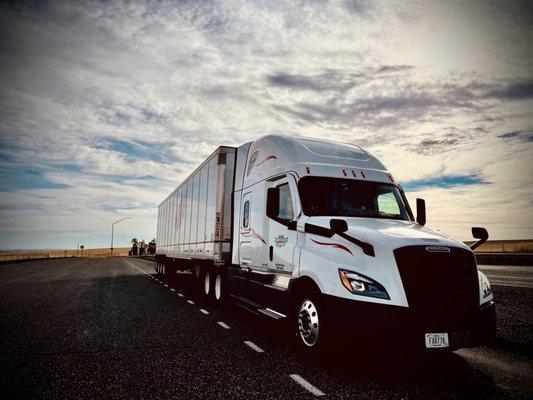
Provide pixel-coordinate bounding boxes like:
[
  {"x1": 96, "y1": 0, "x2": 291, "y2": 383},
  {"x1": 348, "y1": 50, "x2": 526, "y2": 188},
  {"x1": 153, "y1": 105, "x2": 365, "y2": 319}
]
[
  {"x1": 244, "y1": 341, "x2": 264, "y2": 353},
  {"x1": 290, "y1": 374, "x2": 325, "y2": 397},
  {"x1": 170, "y1": 288, "x2": 176, "y2": 292},
  {"x1": 483, "y1": 274, "x2": 533, "y2": 281},
  {"x1": 199, "y1": 309, "x2": 209, "y2": 315},
  {"x1": 164, "y1": 284, "x2": 169, "y2": 287},
  {"x1": 187, "y1": 300, "x2": 195, "y2": 304},
  {"x1": 491, "y1": 281, "x2": 533, "y2": 289},
  {"x1": 217, "y1": 322, "x2": 230, "y2": 329},
  {"x1": 123, "y1": 258, "x2": 151, "y2": 274},
  {"x1": 178, "y1": 293, "x2": 184, "y2": 297},
  {"x1": 479, "y1": 265, "x2": 532, "y2": 272}
]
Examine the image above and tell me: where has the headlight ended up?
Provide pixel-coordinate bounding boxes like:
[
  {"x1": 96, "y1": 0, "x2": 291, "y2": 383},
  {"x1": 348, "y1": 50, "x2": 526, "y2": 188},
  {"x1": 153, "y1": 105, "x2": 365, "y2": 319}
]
[
  {"x1": 480, "y1": 271, "x2": 492, "y2": 299},
  {"x1": 338, "y1": 269, "x2": 390, "y2": 299}
]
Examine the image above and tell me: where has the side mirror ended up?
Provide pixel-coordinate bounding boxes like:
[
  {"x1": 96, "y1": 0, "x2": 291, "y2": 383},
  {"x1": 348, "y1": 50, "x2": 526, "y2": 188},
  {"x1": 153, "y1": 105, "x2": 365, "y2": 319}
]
[
  {"x1": 266, "y1": 187, "x2": 279, "y2": 219},
  {"x1": 472, "y1": 227, "x2": 488, "y2": 240},
  {"x1": 416, "y1": 198, "x2": 426, "y2": 226},
  {"x1": 330, "y1": 219, "x2": 348, "y2": 233},
  {"x1": 470, "y1": 227, "x2": 488, "y2": 250}
]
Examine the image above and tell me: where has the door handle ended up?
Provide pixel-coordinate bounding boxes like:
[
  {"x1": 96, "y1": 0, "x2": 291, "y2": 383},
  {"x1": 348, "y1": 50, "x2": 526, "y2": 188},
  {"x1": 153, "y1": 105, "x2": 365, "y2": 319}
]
[{"x1": 269, "y1": 246, "x2": 273, "y2": 261}]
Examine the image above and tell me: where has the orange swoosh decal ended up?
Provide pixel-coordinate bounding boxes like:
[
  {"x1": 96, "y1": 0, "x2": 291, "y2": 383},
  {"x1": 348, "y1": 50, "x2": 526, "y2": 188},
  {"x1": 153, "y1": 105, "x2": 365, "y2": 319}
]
[
  {"x1": 242, "y1": 228, "x2": 267, "y2": 244},
  {"x1": 311, "y1": 238, "x2": 353, "y2": 255},
  {"x1": 255, "y1": 155, "x2": 277, "y2": 166}
]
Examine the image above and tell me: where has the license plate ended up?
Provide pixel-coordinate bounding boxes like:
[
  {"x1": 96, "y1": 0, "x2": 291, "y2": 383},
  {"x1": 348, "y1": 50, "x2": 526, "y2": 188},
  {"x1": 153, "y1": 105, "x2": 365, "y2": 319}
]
[{"x1": 425, "y1": 333, "x2": 449, "y2": 348}]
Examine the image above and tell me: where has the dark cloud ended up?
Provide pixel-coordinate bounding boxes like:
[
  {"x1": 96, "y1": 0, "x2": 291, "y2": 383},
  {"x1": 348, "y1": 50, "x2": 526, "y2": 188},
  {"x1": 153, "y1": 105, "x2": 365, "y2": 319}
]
[
  {"x1": 266, "y1": 66, "x2": 413, "y2": 93},
  {"x1": 498, "y1": 130, "x2": 533, "y2": 142},
  {"x1": 266, "y1": 70, "x2": 365, "y2": 93},
  {"x1": 499, "y1": 131, "x2": 523, "y2": 140},
  {"x1": 402, "y1": 127, "x2": 482, "y2": 155},
  {"x1": 486, "y1": 82, "x2": 533, "y2": 100},
  {"x1": 415, "y1": 138, "x2": 460, "y2": 154},
  {"x1": 269, "y1": 72, "x2": 533, "y2": 130},
  {"x1": 376, "y1": 65, "x2": 414, "y2": 74}
]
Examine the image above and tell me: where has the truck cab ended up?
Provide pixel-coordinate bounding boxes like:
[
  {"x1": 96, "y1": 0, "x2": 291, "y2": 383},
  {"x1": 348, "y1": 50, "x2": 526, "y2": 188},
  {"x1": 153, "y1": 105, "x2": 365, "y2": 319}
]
[{"x1": 228, "y1": 135, "x2": 495, "y2": 352}]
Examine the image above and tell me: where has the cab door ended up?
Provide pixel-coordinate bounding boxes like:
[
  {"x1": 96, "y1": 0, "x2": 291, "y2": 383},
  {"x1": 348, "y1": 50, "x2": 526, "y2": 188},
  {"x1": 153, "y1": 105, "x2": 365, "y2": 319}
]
[{"x1": 266, "y1": 175, "x2": 299, "y2": 274}]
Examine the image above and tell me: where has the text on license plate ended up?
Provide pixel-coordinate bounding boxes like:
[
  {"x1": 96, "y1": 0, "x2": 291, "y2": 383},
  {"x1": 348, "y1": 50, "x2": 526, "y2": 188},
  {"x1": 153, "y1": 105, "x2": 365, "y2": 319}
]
[{"x1": 425, "y1": 333, "x2": 449, "y2": 348}]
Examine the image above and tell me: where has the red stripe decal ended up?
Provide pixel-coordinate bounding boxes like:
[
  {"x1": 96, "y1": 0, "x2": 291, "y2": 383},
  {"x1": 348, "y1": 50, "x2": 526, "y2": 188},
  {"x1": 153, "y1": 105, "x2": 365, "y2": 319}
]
[
  {"x1": 242, "y1": 229, "x2": 267, "y2": 244},
  {"x1": 310, "y1": 238, "x2": 353, "y2": 255},
  {"x1": 255, "y1": 155, "x2": 277, "y2": 166}
]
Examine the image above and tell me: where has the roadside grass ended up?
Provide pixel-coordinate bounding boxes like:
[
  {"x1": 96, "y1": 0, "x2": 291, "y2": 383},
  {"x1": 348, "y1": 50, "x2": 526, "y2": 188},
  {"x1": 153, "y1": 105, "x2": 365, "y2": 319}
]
[{"x1": 0, "y1": 247, "x2": 130, "y2": 261}]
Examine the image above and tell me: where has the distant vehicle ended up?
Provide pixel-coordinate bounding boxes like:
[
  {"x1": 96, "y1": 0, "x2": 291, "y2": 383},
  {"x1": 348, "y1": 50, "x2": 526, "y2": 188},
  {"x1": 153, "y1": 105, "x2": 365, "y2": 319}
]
[
  {"x1": 156, "y1": 135, "x2": 495, "y2": 352},
  {"x1": 147, "y1": 239, "x2": 156, "y2": 255}
]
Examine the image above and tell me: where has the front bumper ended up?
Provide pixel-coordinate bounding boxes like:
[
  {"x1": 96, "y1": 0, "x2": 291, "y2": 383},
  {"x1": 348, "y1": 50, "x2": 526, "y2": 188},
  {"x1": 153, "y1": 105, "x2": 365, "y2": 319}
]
[{"x1": 321, "y1": 295, "x2": 496, "y2": 350}]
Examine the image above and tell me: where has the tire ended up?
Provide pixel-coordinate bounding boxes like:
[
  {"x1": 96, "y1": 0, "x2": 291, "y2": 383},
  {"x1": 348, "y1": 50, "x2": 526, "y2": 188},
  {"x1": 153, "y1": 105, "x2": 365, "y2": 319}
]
[
  {"x1": 293, "y1": 289, "x2": 326, "y2": 354},
  {"x1": 194, "y1": 264, "x2": 201, "y2": 279},
  {"x1": 203, "y1": 270, "x2": 211, "y2": 296},
  {"x1": 163, "y1": 260, "x2": 175, "y2": 278},
  {"x1": 214, "y1": 271, "x2": 226, "y2": 302}
]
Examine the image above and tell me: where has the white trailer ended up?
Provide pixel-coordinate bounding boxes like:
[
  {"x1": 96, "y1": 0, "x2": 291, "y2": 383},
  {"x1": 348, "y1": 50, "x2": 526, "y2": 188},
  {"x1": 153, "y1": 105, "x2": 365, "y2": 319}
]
[{"x1": 156, "y1": 135, "x2": 495, "y2": 352}]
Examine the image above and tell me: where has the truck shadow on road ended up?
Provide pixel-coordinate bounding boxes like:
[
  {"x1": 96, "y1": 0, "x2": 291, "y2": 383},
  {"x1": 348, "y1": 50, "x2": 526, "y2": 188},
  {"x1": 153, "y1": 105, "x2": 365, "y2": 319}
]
[{"x1": 166, "y1": 271, "x2": 510, "y2": 399}]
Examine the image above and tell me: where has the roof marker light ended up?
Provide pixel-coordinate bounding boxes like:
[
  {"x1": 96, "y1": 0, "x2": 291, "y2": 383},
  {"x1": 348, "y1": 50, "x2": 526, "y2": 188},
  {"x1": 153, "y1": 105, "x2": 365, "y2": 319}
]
[
  {"x1": 352, "y1": 170, "x2": 357, "y2": 178},
  {"x1": 306, "y1": 166, "x2": 311, "y2": 174},
  {"x1": 342, "y1": 169, "x2": 347, "y2": 176},
  {"x1": 360, "y1": 171, "x2": 366, "y2": 179}
]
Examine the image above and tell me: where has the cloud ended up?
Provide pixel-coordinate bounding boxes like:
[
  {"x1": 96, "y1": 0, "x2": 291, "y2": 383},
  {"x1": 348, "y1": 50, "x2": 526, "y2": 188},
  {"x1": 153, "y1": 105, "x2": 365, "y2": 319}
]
[
  {"x1": 486, "y1": 81, "x2": 533, "y2": 100},
  {"x1": 0, "y1": 0, "x2": 532, "y2": 248}
]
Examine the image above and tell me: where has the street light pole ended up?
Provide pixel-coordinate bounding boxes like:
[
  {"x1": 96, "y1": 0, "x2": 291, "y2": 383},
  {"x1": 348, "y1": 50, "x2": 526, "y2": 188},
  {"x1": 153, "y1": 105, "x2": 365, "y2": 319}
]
[{"x1": 110, "y1": 217, "x2": 132, "y2": 256}]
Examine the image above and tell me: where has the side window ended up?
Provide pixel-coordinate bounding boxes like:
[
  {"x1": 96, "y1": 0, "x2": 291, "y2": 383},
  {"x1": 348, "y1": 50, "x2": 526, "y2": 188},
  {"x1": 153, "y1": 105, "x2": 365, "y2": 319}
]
[
  {"x1": 278, "y1": 184, "x2": 294, "y2": 220},
  {"x1": 243, "y1": 201, "x2": 250, "y2": 228},
  {"x1": 377, "y1": 191, "x2": 401, "y2": 216}
]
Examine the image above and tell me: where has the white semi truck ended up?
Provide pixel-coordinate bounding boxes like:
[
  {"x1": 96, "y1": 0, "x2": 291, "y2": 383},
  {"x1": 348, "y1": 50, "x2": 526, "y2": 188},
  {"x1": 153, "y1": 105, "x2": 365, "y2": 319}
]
[{"x1": 155, "y1": 135, "x2": 495, "y2": 352}]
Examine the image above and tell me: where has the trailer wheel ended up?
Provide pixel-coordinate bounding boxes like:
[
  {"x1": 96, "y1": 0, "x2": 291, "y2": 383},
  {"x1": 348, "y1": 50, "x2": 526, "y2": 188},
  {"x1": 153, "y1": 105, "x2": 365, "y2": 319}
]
[
  {"x1": 194, "y1": 264, "x2": 201, "y2": 279},
  {"x1": 214, "y1": 272, "x2": 225, "y2": 301},
  {"x1": 203, "y1": 270, "x2": 211, "y2": 296},
  {"x1": 163, "y1": 261, "x2": 174, "y2": 277}
]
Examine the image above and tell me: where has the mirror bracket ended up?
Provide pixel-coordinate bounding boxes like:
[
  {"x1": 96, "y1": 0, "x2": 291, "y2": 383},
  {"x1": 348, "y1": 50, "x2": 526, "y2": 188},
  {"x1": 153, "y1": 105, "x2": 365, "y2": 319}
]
[{"x1": 470, "y1": 227, "x2": 488, "y2": 251}]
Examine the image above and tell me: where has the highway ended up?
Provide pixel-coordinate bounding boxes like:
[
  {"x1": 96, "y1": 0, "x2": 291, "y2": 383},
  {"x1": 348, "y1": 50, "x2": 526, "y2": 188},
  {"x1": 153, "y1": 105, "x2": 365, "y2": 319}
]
[
  {"x1": 479, "y1": 265, "x2": 533, "y2": 289},
  {"x1": 0, "y1": 258, "x2": 531, "y2": 399}
]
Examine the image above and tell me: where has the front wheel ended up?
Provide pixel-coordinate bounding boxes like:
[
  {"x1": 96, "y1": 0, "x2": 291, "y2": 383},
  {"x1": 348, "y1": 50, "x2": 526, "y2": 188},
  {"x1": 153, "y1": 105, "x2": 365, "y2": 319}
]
[{"x1": 293, "y1": 291, "x2": 327, "y2": 353}]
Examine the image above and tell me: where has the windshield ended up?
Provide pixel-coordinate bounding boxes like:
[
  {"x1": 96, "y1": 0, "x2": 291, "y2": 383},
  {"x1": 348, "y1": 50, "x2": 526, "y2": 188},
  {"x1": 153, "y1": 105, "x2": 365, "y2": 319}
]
[{"x1": 298, "y1": 177, "x2": 411, "y2": 221}]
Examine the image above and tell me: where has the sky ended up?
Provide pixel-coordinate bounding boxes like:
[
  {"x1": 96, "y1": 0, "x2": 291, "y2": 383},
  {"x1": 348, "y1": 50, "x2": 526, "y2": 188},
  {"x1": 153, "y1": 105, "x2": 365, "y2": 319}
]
[{"x1": 0, "y1": 0, "x2": 532, "y2": 250}]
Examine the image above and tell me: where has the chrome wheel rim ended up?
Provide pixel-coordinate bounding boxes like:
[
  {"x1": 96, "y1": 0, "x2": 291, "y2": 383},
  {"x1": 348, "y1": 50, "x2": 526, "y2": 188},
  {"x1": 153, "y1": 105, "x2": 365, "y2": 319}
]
[
  {"x1": 204, "y1": 272, "x2": 210, "y2": 295},
  {"x1": 298, "y1": 299, "x2": 319, "y2": 347},
  {"x1": 215, "y1": 274, "x2": 222, "y2": 300}
]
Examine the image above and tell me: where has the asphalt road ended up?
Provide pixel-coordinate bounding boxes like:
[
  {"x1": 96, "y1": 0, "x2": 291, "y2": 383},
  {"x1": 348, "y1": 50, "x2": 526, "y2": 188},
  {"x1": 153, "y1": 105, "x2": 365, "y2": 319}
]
[
  {"x1": 0, "y1": 258, "x2": 531, "y2": 399},
  {"x1": 478, "y1": 265, "x2": 533, "y2": 289}
]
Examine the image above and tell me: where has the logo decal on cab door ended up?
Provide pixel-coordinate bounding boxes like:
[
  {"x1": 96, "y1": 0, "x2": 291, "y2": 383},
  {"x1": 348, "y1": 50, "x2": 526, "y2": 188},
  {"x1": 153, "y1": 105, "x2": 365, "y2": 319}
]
[
  {"x1": 311, "y1": 238, "x2": 353, "y2": 255},
  {"x1": 274, "y1": 235, "x2": 288, "y2": 247}
]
